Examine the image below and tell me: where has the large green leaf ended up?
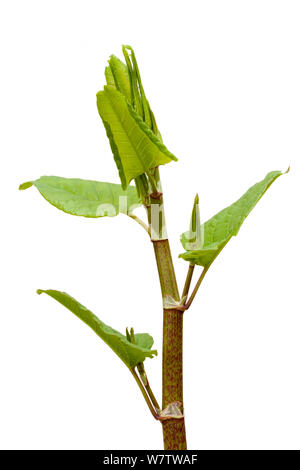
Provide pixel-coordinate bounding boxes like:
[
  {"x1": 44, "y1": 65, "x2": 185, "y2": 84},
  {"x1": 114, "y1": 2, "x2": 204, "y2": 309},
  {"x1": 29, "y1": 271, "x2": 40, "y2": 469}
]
[
  {"x1": 19, "y1": 176, "x2": 141, "y2": 217},
  {"x1": 96, "y1": 85, "x2": 177, "y2": 188},
  {"x1": 37, "y1": 289, "x2": 157, "y2": 368},
  {"x1": 180, "y1": 170, "x2": 287, "y2": 267}
]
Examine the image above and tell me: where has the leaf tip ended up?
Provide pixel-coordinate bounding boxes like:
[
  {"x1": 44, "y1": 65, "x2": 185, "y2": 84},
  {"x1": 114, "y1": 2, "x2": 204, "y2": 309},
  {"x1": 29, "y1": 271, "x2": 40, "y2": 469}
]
[
  {"x1": 285, "y1": 166, "x2": 290, "y2": 174},
  {"x1": 122, "y1": 44, "x2": 132, "y2": 51},
  {"x1": 96, "y1": 89, "x2": 103, "y2": 100},
  {"x1": 36, "y1": 289, "x2": 44, "y2": 295},
  {"x1": 19, "y1": 181, "x2": 33, "y2": 190}
]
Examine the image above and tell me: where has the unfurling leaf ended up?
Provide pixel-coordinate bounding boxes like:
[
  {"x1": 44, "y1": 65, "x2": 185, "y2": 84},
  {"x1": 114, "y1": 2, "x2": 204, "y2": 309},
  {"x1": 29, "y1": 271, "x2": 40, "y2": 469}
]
[
  {"x1": 19, "y1": 176, "x2": 141, "y2": 217},
  {"x1": 180, "y1": 170, "x2": 287, "y2": 267},
  {"x1": 37, "y1": 289, "x2": 157, "y2": 368},
  {"x1": 122, "y1": 45, "x2": 152, "y2": 128},
  {"x1": 106, "y1": 55, "x2": 131, "y2": 102},
  {"x1": 181, "y1": 193, "x2": 203, "y2": 251},
  {"x1": 105, "y1": 46, "x2": 161, "y2": 139},
  {"x1": 97, "y1": 85, "x2": 177, "y2": 188},
  {"x1": 134, "y1": 333, "x2": 155, "y2": 350}
]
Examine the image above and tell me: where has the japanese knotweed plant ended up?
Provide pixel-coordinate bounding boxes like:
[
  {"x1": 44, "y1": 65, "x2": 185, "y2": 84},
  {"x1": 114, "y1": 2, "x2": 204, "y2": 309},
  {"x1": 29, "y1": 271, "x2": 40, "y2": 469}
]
[{"x1": 20, "y1": 46, "x2": 288, "y2": 450}]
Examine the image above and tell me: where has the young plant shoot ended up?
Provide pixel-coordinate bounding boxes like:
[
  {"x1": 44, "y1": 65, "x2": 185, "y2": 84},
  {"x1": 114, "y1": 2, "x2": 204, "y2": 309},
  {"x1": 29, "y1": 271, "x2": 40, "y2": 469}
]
[{"x1": 20, "y1": 45, "x2": 287, "y2": 450}]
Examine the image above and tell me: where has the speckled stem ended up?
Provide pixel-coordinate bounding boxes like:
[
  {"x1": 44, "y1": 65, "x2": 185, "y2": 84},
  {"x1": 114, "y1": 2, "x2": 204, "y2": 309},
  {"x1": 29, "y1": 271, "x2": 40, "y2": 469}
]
[{"x1": 152, "y1": 238, "x2": 187, "y2": 450}]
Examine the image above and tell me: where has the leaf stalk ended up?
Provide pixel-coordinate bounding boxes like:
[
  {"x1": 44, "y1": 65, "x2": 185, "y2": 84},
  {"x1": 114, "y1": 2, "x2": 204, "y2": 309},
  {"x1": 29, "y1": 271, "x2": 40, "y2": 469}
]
[
  {"x1": 184, "y1": 265, "x2": 210, "y2": 310},
  {"x1": 181, "y1": 264, "x2": 195, "y2": 302},
  {"x1": 130, "y1": 368, "x2": 159, "y2": 420},
  {"x1": 129, "y1": 214, "x2": 150, "y2": 235},
  {"x1": 137, "y1": 363, "x2": 160, "y2": 411}
]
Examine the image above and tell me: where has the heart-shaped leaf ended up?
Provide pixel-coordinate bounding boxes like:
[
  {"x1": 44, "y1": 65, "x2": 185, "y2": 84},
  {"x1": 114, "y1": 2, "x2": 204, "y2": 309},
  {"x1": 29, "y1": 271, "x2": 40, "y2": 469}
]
[
  {"x1": 19, "y1": 176, "x2": 141, "y2": 217},
  {"x1": 37, "y1": 289, "x2": 157, "y2": 368},
  {"x1": 180, "y1": 170, "x2": 287, "y2": 267},
  {"x1": 96, "y1": 85, "x2": 177, "y2": 188}
]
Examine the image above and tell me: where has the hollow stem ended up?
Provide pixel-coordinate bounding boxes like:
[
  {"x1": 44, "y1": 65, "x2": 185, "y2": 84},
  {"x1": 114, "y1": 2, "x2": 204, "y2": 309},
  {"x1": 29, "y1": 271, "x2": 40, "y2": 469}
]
[{"x1": 147, "y1": 190, "x2": 187, "y2": 449}]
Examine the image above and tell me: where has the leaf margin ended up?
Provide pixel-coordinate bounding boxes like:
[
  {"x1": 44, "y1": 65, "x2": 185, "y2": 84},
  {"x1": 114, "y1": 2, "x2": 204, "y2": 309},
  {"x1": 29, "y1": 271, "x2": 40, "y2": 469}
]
[
  {"x1": 179, "y1": 169, "x2": 289, "y2": 267},
  {"x1": 96, "y1": 85, "x2": 177, "y2": 188},
  {"x1": 37, "y1": 289, "x2": 157, "y2": 369},
  {"x1": 19, "y1": 176, "x2": 141, "y2": 218}
]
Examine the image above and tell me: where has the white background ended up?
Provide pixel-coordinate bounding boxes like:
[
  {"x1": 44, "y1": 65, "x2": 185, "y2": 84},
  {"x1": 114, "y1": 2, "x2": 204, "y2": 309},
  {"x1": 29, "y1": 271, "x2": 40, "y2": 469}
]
[{"x1": 0, "y1": 0, "x2": 299, "y2": 450}]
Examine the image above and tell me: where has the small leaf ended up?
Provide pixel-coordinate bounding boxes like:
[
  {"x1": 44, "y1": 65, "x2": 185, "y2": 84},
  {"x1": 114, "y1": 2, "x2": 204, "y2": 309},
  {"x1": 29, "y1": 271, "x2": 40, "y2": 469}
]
[
  {"x1": 19, "y1": 176, "x2": 141, "y2": 217},
  {"x1": 97, "y1": 85, "x2": 177, "y2": 188},
  {"x1": 181, "y1": 193, "x2": 203, "y2": 251},
  {"x1": 19, "y1": 181, "x2": 33, "y2": 190},
  {"x1": 107, "y1": 55, "x2": 131, "y2": 102},
  {"x1": 37, "y1": 289, "x2": 157, "y2": 368},
  {"x1": 122, "y1": 45, "x2": 144, "y2": 119},
  {"x1": 134, "y1": 333, "x2": 154, "y2": 350},
  {"x1": 121, "y1": 45, "x2": 162, "y2": 139},
  {"x1": 126, "y1": 327, "x2": 131, "y2": 342},
  {"x1": 122, "y1": 45, "x2": 152, "y2": 128},
  {"x1": 180, "y1": 170, "x2": 287, "y2": 267},
  {"x1": 104, "y1": 65, "x2": 116, "y2": 88}
]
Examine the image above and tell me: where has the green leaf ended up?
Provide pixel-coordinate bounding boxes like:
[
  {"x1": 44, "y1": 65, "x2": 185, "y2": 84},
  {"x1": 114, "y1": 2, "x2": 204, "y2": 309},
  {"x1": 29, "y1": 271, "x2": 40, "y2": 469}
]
[
  {"x1": 19, "y1": 176, "x2": 141, "y2": 217},
  {"x1": 180, "y1": 170, "x2": 287, "y2": 267},
  {"x1": 134, "y1": 333, "x2": 154, "y2": 350},
  {"x1": 122, "y1": 45, "x2": 144, "y2": 119},
  {"x1": 181, "y1": 193, "x2": 203, "y2": 251},
  {"x1": 106, "y1": 55, "x2": 131, "y2": 102},
  {"x1": 104, "y1": 65, "x2": 116, "y2": 88},
  {"x1": 37, "y1": 289, "x2": 157, "y2": 368},
  {"x1": 96, "y1": 85, "x2": 177, "y2": 188},
  {"x1": 121, "y1": 45, "x2": 162, "y2": 139},
  {"x1": 122, "y1": 45, "x2": 152, "y2": 128}
]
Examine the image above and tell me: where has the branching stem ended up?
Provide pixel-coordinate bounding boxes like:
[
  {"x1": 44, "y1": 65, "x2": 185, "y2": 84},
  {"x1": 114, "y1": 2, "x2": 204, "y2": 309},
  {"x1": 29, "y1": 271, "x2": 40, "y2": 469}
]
[
  {"x1": 181, "y1": 264, "x2": 195, "y2": 302},
  {"x1": 130, "y1": 368, "x2": 159, "y2": 420},
  {"x1": 184, "y1": 265, "x2": 210, "y2": 310},
  {"x1": 137, "y1": 364, "x2": 160, "y2": 411},
  {"x1": 129, "y1": 214, "x2": 150, "y2": 235}
]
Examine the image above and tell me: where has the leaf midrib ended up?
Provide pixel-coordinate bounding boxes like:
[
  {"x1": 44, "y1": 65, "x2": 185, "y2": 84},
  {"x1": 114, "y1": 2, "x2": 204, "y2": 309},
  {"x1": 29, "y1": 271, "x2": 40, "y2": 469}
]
[
  {"x1": 37, "y1": 181, "x2": 128, "y2": 207},
  {"x1": 105, "y1": 88, "x2": 150, "y2": 174}
]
